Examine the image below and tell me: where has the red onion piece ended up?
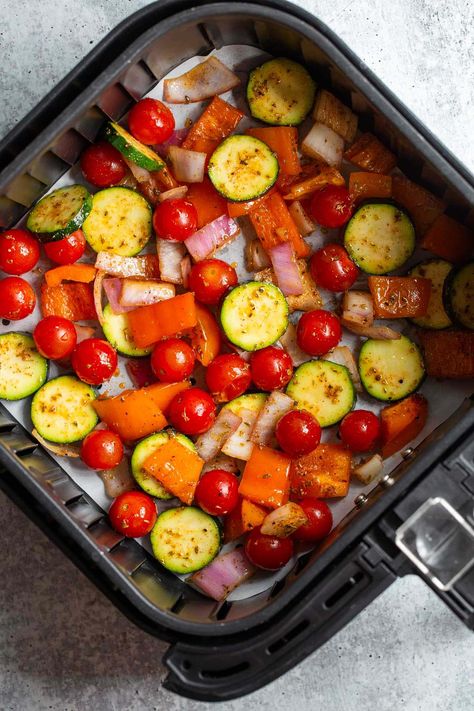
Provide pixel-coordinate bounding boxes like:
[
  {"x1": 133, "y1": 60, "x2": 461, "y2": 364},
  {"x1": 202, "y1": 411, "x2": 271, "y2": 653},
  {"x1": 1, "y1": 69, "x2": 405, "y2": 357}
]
[
  {"x1": 302, "y1": 122, "x2": 344, "y2": 167},
  {"x1": 189, "y1": 548, "x2": 256, "y2": 601},
  {"x1": 180, "y1": 255, "x2": 192, "y2": 289},
  {"x1": 103, "y1": 278, "x2": 133, "y2": 314},
  {"x1": 244, "y1": 239, "x2": 271, "y2": 271},
  {"x1": 32, "y1": 429, "x2": 81, "y2": 458},
  {"x1": 202, "y1": 454, "x2": 240, "y2": 475},
  {"x1": 168, "y1": 146, "x2": 206, "y2": 183},
  {"x1": 268, "y1": 242, "x2": 304, "y2": 296},
  {"x1": 119, "y1": 279, "x2": 175, "y2": 307},
  {"x1": 352, "y1": 454, "x2": 383, "y2": 485},
  {"x1": 288, "y1": 200, "x2": 315, "y2": 237},
  {"x1": 99, "y1": 460, "x2": 136, "y2": 499},
  {"x1": 324, "y1": 345, "x2": 362, "y2": 392},
  {"x1": 157, "y1": 186, "x2": 188, "y2": 203},
  {"x1": 222, "y1": 407, "x2": 259, "y2": 461},
  {"x1": 185, "y1": 214, "x2": 240, "y2": 261},
  {"x1": 260, "y1": 502, "x2": 308, "y2": 538},
  {"x1": 341, "y1": 318, "x2": 401, "y2": 340},
  {"x1": 163, "y1": 56, "x2": 240, "y2": 104},
  {"x1": 342, "y1": 291, "x2": 374, "y2": 326},
  {"x1": 195, "y1": 409, "x2": 242, "y2": 462},
  {"x1": 126, "y1": 358, "x2": 156, "y2": 389},
  {"x1": 123, "y1": 157, "x2": 151, "y2": 183},
  {"x1": 157, "y1": 239, "x2": 187, "y2": 284},
  {"x1": 95, "y1": 252, "x2": 160, "y2": 279},
  {"x1": 74, "y1": 324, "x2": 96, "y2": 343},
  {"x1": 278, "y1": 323, "x2": 307, "y2": 366},
  {"x1": 153, "y1": 128, "x2": 189, "y2": 158},
  {"x1": 250, "y1": 390, "x2": 294, "y2": 446}
]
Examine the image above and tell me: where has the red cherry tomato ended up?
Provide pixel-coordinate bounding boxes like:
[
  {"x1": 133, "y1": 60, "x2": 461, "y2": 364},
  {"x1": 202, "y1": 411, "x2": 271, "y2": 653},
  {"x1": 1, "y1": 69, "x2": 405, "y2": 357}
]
[
  {"x1": 81, "y1": 429, "x2": 124, "y2": 470},
  {"x1": 80, "y1": 141, "x2": 127, "y2": 188},
  {"x1": 339, "y1": 409, "x2": 381, "y2": 452},
  {"x1": 275, "y1": 409, "x2": 321, "y2": 457},
  {"x1": 310, "y1": 243, "x2": 359, "y2": 292},
  {"x1": 44, "y1": 229, "x2": 86, "y2": 265},
  {"x1": 297, "y1": 309, "x2": 341, "y2": 356},
  {"x1": 205, "y1": 354, "x2": 251, "y2": 402},
  {"x1": 168, "y1": 387, "x2": 216, "y2": 436},
  {"x1": 128, "y1": 98, "x2": 175, "y2": 145},
  {"x1": 194, "y1": 469, "x2": 239, "y2": 516},
  {"x1": 150, "y1": 337, "x2": 195, "y2": 383},
  {"x1": 244, "y1": 527, "x2": 294, "y2": 571},
  {"x1": 0, "y1": 229, "x2": 40, "y2": 275},
  {"x1": 249, "y1": 346, "x2": 293, "y2": 392},
  {"x1": 109, "y1": 491, "x2": 157, "y2": 538},
  {"x1": 188, "y1": 259, "x2": 238, "y2": 305},
  {"x1": 310, "y1": 185, "x2": 354, "y2": 228},
  {"x1": 71, "y1": 338, "x2": 118, "y2": 385},
  {"x1": 33, "y1": 316, "x2": 77, "y2": 360},
  {"x1": 153, "y1": 199, "x2": 198, "y2": 241},
  {"x1": 0, "y1": 277, "x2": 36, "y2": 321},
  {"x1": 293, "y1": 498, "x2": 333, "y2": 542}
]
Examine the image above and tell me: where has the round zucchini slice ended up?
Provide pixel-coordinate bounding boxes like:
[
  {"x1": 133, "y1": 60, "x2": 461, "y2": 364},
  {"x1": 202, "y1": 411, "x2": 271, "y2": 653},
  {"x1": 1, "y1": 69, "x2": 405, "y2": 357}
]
[
  {"x1": 31, "y1": 375, "x2": 98, "y2": 443},
  {"x1": 26, "y1": 185, "x2": 92, "y2": 242},
  {"x1": 220, "y1": 281, "x2": 288, "y2": 351},
  {"x1": 223, "y1": 393, "x2": 267, "y2": 415},
  {"x1": 131, "y1": 431, "x2": 195, "y2": 499},
  {"x1": 344, "y1": 203, "x2": 415, "y2": 274},
  {"x1": 359, "y1": 336, "x2": 425, "y2": 402},
  {"x1": 102, "y1": 304, "x2": 151, "y2": 357},
  {"x1": 0, "y1": 333, "x2": 48, "y2": 401},
  {"x1": 208, "y1": 135, "x2": 279, "y2": 202},
  {"x1": 286, "y1": 360, "x2": 355, "y2": 427},
  {"x1": 443, "y1": 261, "x2": 474, "y2": 330},
  {"x1": 104, "y1": 122, "x2": 165, "y2": 172},
  {"x1": 409, "y1": 259, "x2": 453, "y2": 329}
]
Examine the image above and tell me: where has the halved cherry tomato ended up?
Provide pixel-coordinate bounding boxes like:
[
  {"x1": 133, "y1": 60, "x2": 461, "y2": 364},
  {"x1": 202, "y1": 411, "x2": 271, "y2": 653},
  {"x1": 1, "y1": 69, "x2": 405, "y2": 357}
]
[
  {"x1": 80, "y1": 141, "x2": 127, "y2": 187},
  {"x1": 33, "y1": 316, "x2": 77, "y2": 360},
  {"x1": 0, "y1": 276, "x2": 36, "y2": 320},
  {"x1": 292, "y1": 499, "x2": 333, "y2": 542},
  {"x1": 339, "y1": 409, "x2": 381, "y2": 452},
  {"x1": 296, "y1": 309, "x2": 341, "y2": 356},
  {"x1": 44, "y1": 229, "x2": 86, "y2": 265},
  {"x1": 128, "y1": 98, "x2": 175, "y2": 145},
  {"x1": 244, "y1": 526, "x2": 294, "y2": 570},
  {"x1": 275, "y1": 409, "x2": 321, "y2": 457},
  {"x1": 188, "y1": 259, "x2": 238, "y2": 305},
  {"x1": 249, "y1": 346, "x2": 293, "y2": 392},
  {"x1": 310, "y1": 243, "x2": 359, "y2": 292},
  {"x1": 205, "y1": 354, "x2": 251, "y2": 402},
  {"x1": 310, "y1": 185, "x2": 353, "y2": 228},
  {"x1": 81, "y1": 429, "x2": 124, "y2": 470},
  {"x1": 71, "y1": 338, "x2": 118, "y2": 385},
  {"x1": 109, "y1": 491, "x2": 157, "y2": 538},
  {"x1": 153, "y1": 198, "x2": 198, "y2": 241},
  {"x1": 150, "y1": 337, "x2": 195, "y2": 383},
  {"x1": 0, "y1": 229, "x2": 40, "y2": 275},
  {"x1": 168, "y1": 387, "x2": 216, "y2": 435},
  {"x1": 194, "y1": 469, "x2": 239, "y2": 516}
]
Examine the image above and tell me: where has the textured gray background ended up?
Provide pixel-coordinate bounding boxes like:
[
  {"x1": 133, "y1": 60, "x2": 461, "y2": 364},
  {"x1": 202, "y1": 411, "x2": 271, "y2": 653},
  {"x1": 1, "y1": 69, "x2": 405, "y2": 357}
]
[{"x1": 1, "y1": 1, "x2": 473, "y2": 709}]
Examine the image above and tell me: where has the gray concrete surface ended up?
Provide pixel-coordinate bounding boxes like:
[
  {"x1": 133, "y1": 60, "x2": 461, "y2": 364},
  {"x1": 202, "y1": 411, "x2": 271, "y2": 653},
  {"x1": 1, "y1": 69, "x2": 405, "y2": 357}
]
[{"x1": 0, "y1": 1, "x2": 473, "y2": 709}]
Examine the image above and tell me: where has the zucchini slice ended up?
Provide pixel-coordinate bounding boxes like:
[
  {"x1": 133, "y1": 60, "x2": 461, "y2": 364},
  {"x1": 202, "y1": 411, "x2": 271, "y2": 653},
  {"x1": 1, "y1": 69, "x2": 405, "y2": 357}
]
[
  {"x1": 208, "y1": 135, "x2": 278, "y2": 202},
  {"x1": 82, "y1": 187, "x2": 152, "y2": 256},
  {"x1": 131, "y1": 430, "x2": 195, "y2": 499},
  {"x1": 150, "y1": 506, "x2": 221, "y2": 574},
  {"x1": 0, "y1": 333, "x2": 48, "y2": 401},
  {"x1": 26, "y1": 185, "x2": 92, "y2": 242},
  {"x1": 443, "y1": 261, "x2": 474, "y2": 330},
  {"x1": 409, "y1": 259, "x2": 453, "y2": 330},
  {"x1": 286, "y1": 360, "x2": 355, "y2": 427},
  {"x1": 220, "y1": 281, "x2": 288, "y2": 351},
  {"x1": 105, "y1": 122, "x2": 165, "y2": 172},
  {"x1": 102, "y1": 304, "x2": 151, "y2": 357},
  {"x1": 31, "y1": 375, "x2": 98, "y2": 443},
  {"x1": 247, "y1": 58, "x2": 316, "y2": 126},
  {"x1": 359, "y1": 336, "x2": 425, "y2": 402},
  {"x1": 344, "y1": 203, "x2": 415, "y2": 274}
]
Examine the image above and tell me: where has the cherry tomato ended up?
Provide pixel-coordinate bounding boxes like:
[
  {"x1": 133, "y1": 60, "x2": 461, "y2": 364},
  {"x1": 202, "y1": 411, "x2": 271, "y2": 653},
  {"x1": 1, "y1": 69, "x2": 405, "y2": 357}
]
[
  {"x1": 33, "y1": 316, "x2": 77, "y2": 360},
  {"x1": 249, "y1": 346, "x2": 293, "y2": 392},
  {"x1": 0, "y1": 229, "x2": 40, "y2": 275},
  {"x1": 109, "y1": 491, "x2": 157, "y2": 538},
  {"x1": 205, "y1": 354, "x2": 251, "y2": 402},
  {"x1": 188, "y1": 259, "x2": 238, "y2": 305},
  {"x1": 71, "y1": 338, "x2": 118, "y2": 385},
  {"x1": 128, "y1": 98, "x2": 175, "y2": 145},
  {"x1": 168, "y1": 387, "x2": 216, "y2": 435},
  {"x1": 150, "y1": 337, "x2": 195, "y2": 383},
  {"x1": 81, "y1": 429, "x2": 124, "y2": 470},
  {"x1": 153, "y1": 199, "x2": 198, "y2": 241},
  {"x1": 310, "y1": 243, "x2": 359, "y2": 292},
  {"x1": 292, "y1": 498, "x2": 333, "y2": 542},
  {"x1": 44, "y1": 229, "x2": 86, "y2": 265},
  {"x1": 339, "y1": 409, "x2": 381, "y2": 452},
  {"x1": 297, "y1": 309, "x2": 341, "y2": 356},
  {"x1": 244, "y1": 527, "x2": 294, "y2": 571},
  {"x1": 194, "y1": 469, "x2": 239, "y2": 516},
  {"x1": 0, "y1": 277, "x2": 36, "y2": 320},
  {"x1": 275, "y1": 410, "x2": 321, "y2": 457},
  {"x1": 80, "y1": 141, "x2": 127, "y2": 188},
  {"x1": 310, "y1": 185, "x2": 353, "y2": 228}
]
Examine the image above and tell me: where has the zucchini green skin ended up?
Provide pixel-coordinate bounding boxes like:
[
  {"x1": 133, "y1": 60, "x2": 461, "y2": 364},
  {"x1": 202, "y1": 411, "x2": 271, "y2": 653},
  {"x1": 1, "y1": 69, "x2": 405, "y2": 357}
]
[
  {"x1": 286, "y1": 360, "x2": 355, "y2": 427},
  {"x1": 344, "y1": 202, "x2": 415, "y2": 274},
  {"x1": 359, "y1": 336, "x2": 425, "y2": 402},
  {"x1": 0, "y1": 333, "x2": 48, "y2": 401},
  {"x1": 443, "y1": 261, "x2": 474, "y2": 330},
  {"x1": 208, "y1": 135, "x2": 279, "y2": 202},
  {"x1": 26, "y1": 185, "x2": 92, "y2": 242},
  {"x1": 150, "y1": 506, "x2": 221, "y2": 574},
  {"x1": 31, "y1": 375, "x2": 98, "y2": 443},
  {"x1": 223, "y1": 393, "x2": 267, "y2": 415},
  {"x1": 247, "y1": 58, "x2": 316, "y2": 126},
  {"x1": 104, "y1": 122, "x2": 165, "y2": 172},
  {"x1": 220, "y1": 281, "x2": 289, "y2": 351},
  {"x1": 102, "y1": 304, "x2": 152, "y2": 357},
  {"x1": 131, "y1": 431, "x2": 195, "y2": 499},
  {"x1": 409, "y1": 259, "x2": 453, "y2": 330}
]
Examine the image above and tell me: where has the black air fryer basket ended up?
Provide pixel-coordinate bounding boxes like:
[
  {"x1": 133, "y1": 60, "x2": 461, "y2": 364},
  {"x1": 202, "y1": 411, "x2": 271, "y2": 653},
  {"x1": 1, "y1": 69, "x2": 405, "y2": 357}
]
[{"x1": 0, "y1": 1, "x2": 473, "y2": 701}]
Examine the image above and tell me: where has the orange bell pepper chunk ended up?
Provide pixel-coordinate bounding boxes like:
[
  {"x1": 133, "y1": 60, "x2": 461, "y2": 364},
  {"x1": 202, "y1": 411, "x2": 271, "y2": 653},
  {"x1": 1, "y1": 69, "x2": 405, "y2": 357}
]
[
  {"x1": 368, "y1": 276, "x2": 432, "y2": 319},
  {"x1": 349, "y1": 172, "x2": 392, "y2": 204},
  {"x1": 40, "y1": 282, "x2": 97, "y2": 321},
  {"x1": 189, "y1": 302, "x2": 221, "y2": 367},
  {"x1": 421, "y1": 213, "x2": 473, "y2": 263},
  {"x1": 344, "y1": 132, "x2": 397, "y2": 174},
  {"x1": 186, "y1": 177, "x2": 227, "y2": 228},
  {"x1": 381, "y1": 394, "x2": 428, "y2": 459},
  {"x1": 45, "y1": 263, "x2": 97, "y2": 287},
  {"x1": 223, "y1": 497, "x2": 268, "y2": 543},
  {"x1": 290, "y1": 444, "x2": 352, "y2": 499},
  {"x1": 392, "y1": 176, "x2": 446, "y2": 235},
  {"x1": 127, "y1": 292, "x2": 197, "y2": 348},
  {"x1": 227, "y1": 188, "x2": 275, "y2": 218},
  {"x1": 249, "y1": 192, "x2": 310, "y2": 259},
  {"x1": 246, "y1": 127, "x2": 301, "y2": 176},
  {"x1": 239, "y1": 446, "x2": 291, "y2": 509},
  {"x1": 182, "y1": 96, "x2": 244, "y2": 155},
  {"x1": 142, "y1": 436, "x2": 204, "y2": 505}
]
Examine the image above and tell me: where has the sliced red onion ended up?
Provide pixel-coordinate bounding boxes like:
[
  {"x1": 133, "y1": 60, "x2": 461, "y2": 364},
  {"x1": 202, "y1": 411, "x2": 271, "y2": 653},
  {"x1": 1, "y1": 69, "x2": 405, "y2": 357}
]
[
  {"x1": 278, "y1": 323, "x2": 307, "y2": 366},
  {"x1": 250, "y1": 390, "x2": 294, "y2": 446},
  {"x1": 189, "y1": 548, "x2": 255, "y2": 601},
  {"x1": 195, "y1": 409, "x2": 242, "y2": 462},
  {"x1": 157, "y1": 186, "x2": 188, "y2": 203},
  {"x1": 268, "y1": 242, "x2": 304, "y2": 296},
  {"x1": 153, "y1": 128, "x2": 189, "y2": 158},
  {"x1": 123, "y1": 156, "x2": 151, "y2": 183},
  {"x1": 352, "y1": 454, "x2": 383, "y2": 485},
  {"x1": 98, "y1": 460, "x2": 136, "y2": 499},
  {"x1": 163, "y1": 56, "x2": 240, "y2": 104},
  {"x1": 342, "y1": 291, "x2": 374, "y2": 326},
  {"x1": 202, "y1": 453, "x2": 240, "y2": 475},
  {"x1": 32, "y1": 429, "x2": 80, "y2": 458},
  {"x1": 324, "y1": 345, "x2": 362, "y2": 392},
  {"x1": 103, "y1": 278, "x2": 132, "y2": 314},
  {"x1": 126, "y1": 358, "x2": 155, "y2": 389},
  {"x1": 185, "y1": 214, "x2": 239, "y2": 261},
  {"x1": 288, "y1": 201, "x2": 315, "y2": 237},
  {"x1": 119, "y1": 279, "x2": 175, "y2": 307},
  {"x1": 222, "y1": 407, "x2": 259, "y2": 461},
  {"x1": 95, "y1": 252, "x2": 160, "y2": 279},
  {"x1": 74, "y1": 324, "x2": 96, "y2": 343},
  {"x1": 244, "y1": 239, "x2": 271, "y2": 271},
  {"x1": 180, "y1": 255, "x2": 192, "y2": 289},
  {"x1": 168, "y1": 146, "x2": 206, "y2": 183},
  {"x1": 302, "y1": 122, "x2": 344, "y2": 167},
  {"x1": 341, "y1": 318, "x2": 401, "y2": 340},
  {"x1": 157, "y1": 239, "x2": 187, "y2": 284},
  {"x1": 260, "y1": 503, "x2": 308, "y2": 538}
]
